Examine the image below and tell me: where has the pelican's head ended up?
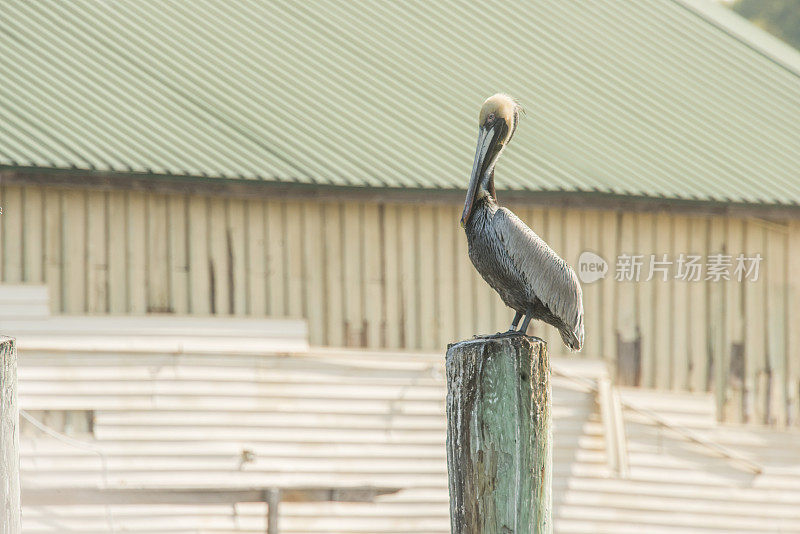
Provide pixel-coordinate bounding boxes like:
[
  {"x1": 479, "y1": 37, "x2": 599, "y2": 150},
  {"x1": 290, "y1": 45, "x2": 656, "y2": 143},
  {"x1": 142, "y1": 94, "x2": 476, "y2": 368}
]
[{"x1": 460, "y1": 94, "x2": 522, "y2": 227}]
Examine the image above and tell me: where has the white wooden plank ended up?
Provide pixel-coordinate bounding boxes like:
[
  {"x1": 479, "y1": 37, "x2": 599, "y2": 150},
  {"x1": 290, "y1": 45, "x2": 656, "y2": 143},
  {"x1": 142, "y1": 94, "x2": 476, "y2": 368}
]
[
  {"x1": 788, "y1": 221, "x2": 800, "y2": 427},
  {"x1": 383, "y1": 205, "x2": 401, "y2": 349},
  {"x1": 724, "y1": 218, "x2": 745, "y2": 423},
  {"x1": 653, "y1": 212, "x2": 672, "y2": 391},
  {"x1": 302, "y1": 202, "x2": 325, "y2": 345},
  {"x1": 285, "y1": 201, "x2": 304, "y2": 319},
  {"x1": 187, "y1": 195, "x2": 210, "y2": 315},
  {"x1": 0, "y1": 185, "x2": 3, "y2": 282},
  {"x1": 0, "y1": 285, "x2": 49, "y2": 317},
  {"x1": 580, "y1": 210, "x2": 603, "y2": 359},
  {"x1": 636, "y1": 213, "x2": 654, "y2": 388},
  {"x1": 399, "y1": 206, "x2": 418, "y2": 349},
  {"x1": 85, "y1": 191, "x2": 108, "y2": 313},
  {"x1": 563, "y1": 209, "x2": 582, "y2": 272},
  {"x1": 147, "y1": 194, "x2": 170, "y2": 313},
  {"x1": 227, "y1": 198, "x2": 248, "y2": 316},
  {"x1": 600, "y1": 210, "x2": 618, "y2": 365},
  {"x1": 323, "y1": 203, "x2": 344, "y2": 347},
  {"x1": 342, "y1": 203, "x2": 363, "y2": 346},
  {"x1": 208, "y1": 197, "x2": 230, "y2": 315},
  {"x1": 362, "y1": 203, "x2": 384, "y2": 349},
  {"x1": 688, "y1": 217, "x2": 708, "y2": 392},
  {"x1": 167, "y1": 194, "x2": 189, "y2": 315},
  {"x1": 765, "y1": 226, "x2": 787, "y2": 427},
  {"x1": 671, "y1": 217, "x2": 689, "y2": 391},
  {"x1": 707, "y1": 217, "x2": 727, "y2": 418},
  {"x1": 245, "y1": 199, "x2": 267, "y2": 317},
  {"x1": 62, "y1": 189, "x2": 86, "y2": 313},
  {"x1": 2, "y1": 185, "x2": 23, "y2": 283},
  {"x1": 266, "y1": 200, "x2": 286, "y2": 317},
  {"x1": 744, "y1": 221, "x2": 766, "y2": 424},
  {"x1": 127, "y1": 191, "x2": 147, "y2": 314},
  {"x1": 106, "y1": 191, "x2": 127, "y2": 314},
  {"x1": 22, "y1": 186, "x2": 43, "y2": 283},
  {"x1": 616, "y1": 212, "x2": 637, "y2": 384},
  {"x1": 9, "y1": 315, "x2": 308, "y2": 339},
  {"x1": 417, "y1": 205, "x2": 436, "y2": 350},
  {"x1": 0, "y1": 285, "x2": 48, "y2": 303},
  {"x1": 9, "y1": 316, "x2": 309, "y2": 355}
]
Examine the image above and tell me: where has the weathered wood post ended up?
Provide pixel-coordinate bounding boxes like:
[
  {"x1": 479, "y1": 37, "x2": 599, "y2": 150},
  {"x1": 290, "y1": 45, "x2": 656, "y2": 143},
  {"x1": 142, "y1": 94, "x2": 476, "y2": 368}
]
[
  {"x1": 446, "y1": 335, "x2": 551, "y2": 533},
  {"x1": 266, "y1": 488, "x2": 280, "y2": 534},
  {"x1": 1, "y1": 337, "x2": 20, "y2": 533}
]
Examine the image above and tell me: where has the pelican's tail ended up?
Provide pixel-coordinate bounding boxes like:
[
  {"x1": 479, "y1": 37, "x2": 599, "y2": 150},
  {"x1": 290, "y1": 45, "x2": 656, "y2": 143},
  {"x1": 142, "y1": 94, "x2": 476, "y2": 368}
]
[{"x1": 559, "y1": 325, "x2": 584, "y2": 352}]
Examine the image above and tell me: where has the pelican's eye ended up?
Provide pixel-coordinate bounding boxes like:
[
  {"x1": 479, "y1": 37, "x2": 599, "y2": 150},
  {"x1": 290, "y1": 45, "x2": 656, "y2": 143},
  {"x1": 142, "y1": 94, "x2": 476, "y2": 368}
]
[{"x1": 486, "y1": 112, "x2": 496, "y2": 124}]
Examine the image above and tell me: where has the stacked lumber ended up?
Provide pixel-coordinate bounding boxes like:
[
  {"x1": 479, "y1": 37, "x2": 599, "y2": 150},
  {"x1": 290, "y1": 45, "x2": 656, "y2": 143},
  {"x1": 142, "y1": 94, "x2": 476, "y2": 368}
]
[{"x1": 14, "y1": 341, "x2": 800, "y2": 532}]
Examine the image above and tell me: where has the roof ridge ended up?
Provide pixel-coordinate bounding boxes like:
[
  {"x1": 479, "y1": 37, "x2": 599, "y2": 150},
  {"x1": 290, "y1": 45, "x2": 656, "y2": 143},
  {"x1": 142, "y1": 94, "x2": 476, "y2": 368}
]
[{"x1": 671, "y1": 0, "x2": 800, "y2": 79}]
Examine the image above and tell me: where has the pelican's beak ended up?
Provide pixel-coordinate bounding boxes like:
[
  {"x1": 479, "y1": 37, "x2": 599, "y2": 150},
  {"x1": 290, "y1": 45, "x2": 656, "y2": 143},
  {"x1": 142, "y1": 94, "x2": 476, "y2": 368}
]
[{"x1": 461, "y1": 125, "x2": 496, "y2": 227}]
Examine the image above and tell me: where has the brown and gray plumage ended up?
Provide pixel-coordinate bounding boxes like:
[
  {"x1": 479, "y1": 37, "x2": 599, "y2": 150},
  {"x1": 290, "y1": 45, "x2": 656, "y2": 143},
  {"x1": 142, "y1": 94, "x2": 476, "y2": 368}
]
[{"x1": 460, "y1": 94, "x2": 584, "y2": 351}]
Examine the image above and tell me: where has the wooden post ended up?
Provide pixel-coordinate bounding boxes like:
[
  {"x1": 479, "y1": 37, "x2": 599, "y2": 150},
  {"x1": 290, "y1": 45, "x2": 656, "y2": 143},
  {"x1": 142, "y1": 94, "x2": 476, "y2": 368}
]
[
  {"x1": 266, "y1": 488, "x2": 280, "y2": 534},
  {"x1": 446, "y1": 335, "x2": 551, "y2": 534},
  {"x1": 1, "y1": 337, "x2": 20, "y2": 533}
]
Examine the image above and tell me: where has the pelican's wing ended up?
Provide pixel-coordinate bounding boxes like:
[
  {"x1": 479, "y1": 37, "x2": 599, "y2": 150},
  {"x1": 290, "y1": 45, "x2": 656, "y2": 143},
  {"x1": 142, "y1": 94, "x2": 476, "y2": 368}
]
[{"x1": 493, "y1": 207, "x2": 584, "y2": 350}]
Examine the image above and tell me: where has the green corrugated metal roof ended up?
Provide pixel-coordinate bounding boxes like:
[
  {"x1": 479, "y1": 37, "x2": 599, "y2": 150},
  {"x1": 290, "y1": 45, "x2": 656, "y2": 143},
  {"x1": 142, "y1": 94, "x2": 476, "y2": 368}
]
[{"x1": 2, "y1": 0, "x2": 800, "y2": 204}]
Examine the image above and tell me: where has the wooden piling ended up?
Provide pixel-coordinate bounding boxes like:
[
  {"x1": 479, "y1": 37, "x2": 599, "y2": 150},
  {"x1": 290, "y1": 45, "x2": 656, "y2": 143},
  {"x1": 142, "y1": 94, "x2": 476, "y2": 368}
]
[
  {"x1": 1, "y1": 337, "x2": 19, "y2": 533},
  {"x1": 266, "y1": 488, "x2": 280, "y2": 534},
  {"x1": 446, "y1": 334, "x2": 552, "y2": 533}
]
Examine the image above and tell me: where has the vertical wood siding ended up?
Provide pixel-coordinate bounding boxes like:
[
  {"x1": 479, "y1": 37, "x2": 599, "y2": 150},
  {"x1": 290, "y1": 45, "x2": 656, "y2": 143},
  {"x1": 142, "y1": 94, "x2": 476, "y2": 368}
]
[{"x1": 0, "y1": 184, "x2": 797, "y2": 426}]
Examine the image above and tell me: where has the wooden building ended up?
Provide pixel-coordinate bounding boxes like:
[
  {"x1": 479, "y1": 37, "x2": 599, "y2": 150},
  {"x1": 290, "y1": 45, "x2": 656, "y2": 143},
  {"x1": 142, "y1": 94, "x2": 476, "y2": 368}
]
[{"x1": 2, "y1": 0, "x2": 800, "y2": 426}]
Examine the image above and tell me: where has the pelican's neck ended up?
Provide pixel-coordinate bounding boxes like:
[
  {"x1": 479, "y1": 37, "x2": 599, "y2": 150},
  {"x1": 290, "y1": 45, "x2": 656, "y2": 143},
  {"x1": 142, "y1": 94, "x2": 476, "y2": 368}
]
[
  {"x1": 465, "y1": 194, "x2": 498, "y2": 232},
  {"x1": 474, "y1": 188, "x2": 498, "y2": 208},
  {"x1": 479, "y1": 168, "x2": 497, "y2": 206}
]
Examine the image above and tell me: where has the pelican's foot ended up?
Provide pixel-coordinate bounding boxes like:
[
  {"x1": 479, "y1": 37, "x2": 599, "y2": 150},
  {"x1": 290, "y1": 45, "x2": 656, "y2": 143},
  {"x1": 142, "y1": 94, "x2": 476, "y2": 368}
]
[{"x1": 481, "y1": 330, "x2": 525, "y2": 339}]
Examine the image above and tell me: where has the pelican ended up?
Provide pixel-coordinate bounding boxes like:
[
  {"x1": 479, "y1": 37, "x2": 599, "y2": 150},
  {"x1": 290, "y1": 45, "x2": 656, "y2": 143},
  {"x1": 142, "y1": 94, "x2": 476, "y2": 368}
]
[{"x1": 461, "y1": 94, "x2": 584, "y2": 351}]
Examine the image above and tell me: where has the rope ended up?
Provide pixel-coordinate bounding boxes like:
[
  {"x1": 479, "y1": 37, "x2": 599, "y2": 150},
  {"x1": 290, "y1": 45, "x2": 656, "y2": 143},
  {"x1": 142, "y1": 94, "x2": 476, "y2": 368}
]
[
  {"x1": 21, "y1": 409, "x2": 117, "y2": 532},
  {"x1": 551, "y1": 368, "x2": 763, "y2": 475}
]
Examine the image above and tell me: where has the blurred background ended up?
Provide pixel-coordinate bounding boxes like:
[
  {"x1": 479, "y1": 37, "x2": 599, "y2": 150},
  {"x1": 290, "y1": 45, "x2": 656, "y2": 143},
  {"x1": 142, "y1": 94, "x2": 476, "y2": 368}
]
[{"x1": 1, "y1": 0, "x2": 800, "y2": 532}]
